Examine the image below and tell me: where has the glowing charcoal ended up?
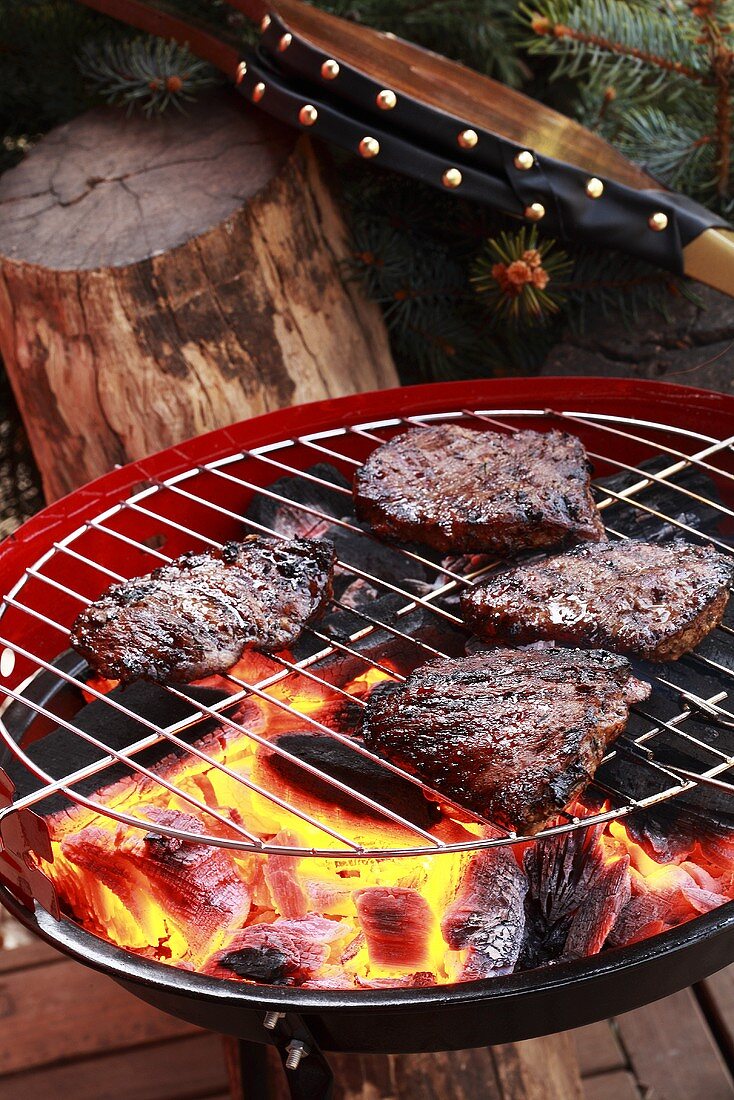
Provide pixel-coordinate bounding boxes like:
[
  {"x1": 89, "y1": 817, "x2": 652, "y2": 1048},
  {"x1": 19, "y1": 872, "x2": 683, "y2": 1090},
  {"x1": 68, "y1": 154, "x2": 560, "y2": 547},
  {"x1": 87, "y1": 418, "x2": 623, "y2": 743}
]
[
  {"x1": 355, "y1": 887, "x2": 437, "y2": 972},
  {"x1": 442, "y1": 847, "x2": 527, "y2": 979}
]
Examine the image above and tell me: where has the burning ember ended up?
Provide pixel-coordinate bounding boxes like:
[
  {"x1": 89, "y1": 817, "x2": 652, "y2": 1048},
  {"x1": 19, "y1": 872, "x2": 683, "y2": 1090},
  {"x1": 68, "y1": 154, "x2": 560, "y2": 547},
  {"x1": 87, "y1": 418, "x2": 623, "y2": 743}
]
[{"x1": 39, "y1": 652, "x2": 734, "y2": 990}]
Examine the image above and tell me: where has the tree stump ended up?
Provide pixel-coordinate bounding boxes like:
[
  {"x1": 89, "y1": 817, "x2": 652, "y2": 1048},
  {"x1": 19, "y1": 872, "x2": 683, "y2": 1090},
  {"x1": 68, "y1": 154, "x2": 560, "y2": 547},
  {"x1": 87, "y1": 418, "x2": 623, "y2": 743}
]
[{"x1": 0, "y1": 89, "x2": 397, "y2": 501}]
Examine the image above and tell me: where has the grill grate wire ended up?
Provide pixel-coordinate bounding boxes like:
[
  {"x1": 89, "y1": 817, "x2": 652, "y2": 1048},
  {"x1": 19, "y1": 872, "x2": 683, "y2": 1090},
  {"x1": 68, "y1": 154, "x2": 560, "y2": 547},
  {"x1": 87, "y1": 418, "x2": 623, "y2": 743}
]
[{"x1": 0, "y1": 406, "x2": 732, "y2": 858}]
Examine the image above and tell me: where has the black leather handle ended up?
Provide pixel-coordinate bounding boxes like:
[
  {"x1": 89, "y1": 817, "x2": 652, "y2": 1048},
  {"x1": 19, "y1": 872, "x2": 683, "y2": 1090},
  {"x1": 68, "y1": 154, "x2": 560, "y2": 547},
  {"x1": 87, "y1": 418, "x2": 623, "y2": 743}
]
[
  {"x1": 251, "y1": 14, "x2": 730, "y2": 274},
  {"x1": 238, "y1": 48, "x2": 518, "y2": 207},
  {"x1": 238, "y1": 39, "x2": 729, "y2": 274}
]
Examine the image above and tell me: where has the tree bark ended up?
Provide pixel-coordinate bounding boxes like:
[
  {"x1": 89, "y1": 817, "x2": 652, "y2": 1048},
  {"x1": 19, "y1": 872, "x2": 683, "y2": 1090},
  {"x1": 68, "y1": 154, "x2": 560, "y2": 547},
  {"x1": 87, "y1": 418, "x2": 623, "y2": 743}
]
[
  {"x1": 542, "y1": 284, "x2": 734, "y2": 392},
  {"x1": 0, "y1": 90, "x2": 397, "y2": 501}
]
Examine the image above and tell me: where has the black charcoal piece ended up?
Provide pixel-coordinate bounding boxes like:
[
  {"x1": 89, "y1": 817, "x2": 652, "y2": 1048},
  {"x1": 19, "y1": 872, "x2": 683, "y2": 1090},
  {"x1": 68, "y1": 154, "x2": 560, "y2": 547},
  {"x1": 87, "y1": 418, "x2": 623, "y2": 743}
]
[
  {"x1": 2, "y1": 666, "x2": 232, "y2": 816},
  {"x1": 519, "y1": 825, "x2": 630, "y2": 969},
  {"x1": 218, "y1": 946, "x2": 288, "y2": 984},
  {"x1": 597, "y1": 456, "x2": 732, "y2": 545},
  {"x1": 264, "y1": 732, "x2": 441, "y2": 828}
]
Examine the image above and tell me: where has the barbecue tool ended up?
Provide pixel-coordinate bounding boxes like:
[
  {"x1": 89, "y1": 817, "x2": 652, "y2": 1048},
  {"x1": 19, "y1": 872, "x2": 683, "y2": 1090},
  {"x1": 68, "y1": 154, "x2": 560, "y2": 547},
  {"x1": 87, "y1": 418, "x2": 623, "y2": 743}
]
[{"x1": 76, "y1": 0, "x2": 734, "y2": 295}]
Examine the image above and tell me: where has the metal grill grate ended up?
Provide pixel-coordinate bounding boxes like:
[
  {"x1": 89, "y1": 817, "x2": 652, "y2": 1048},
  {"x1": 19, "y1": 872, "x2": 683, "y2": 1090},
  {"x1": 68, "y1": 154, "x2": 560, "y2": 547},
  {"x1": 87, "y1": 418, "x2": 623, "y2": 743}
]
[{"x1": 0, "y1": 404, "x2": 733, "y2": 859}]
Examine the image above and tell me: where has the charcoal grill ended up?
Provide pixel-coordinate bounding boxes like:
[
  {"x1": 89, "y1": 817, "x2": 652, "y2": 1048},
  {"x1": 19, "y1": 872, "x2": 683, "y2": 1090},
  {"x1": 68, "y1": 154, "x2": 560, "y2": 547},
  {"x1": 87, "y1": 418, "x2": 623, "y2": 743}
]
[{"x1": 0, "y1": 376, "x2": 733, "y2": 1100}]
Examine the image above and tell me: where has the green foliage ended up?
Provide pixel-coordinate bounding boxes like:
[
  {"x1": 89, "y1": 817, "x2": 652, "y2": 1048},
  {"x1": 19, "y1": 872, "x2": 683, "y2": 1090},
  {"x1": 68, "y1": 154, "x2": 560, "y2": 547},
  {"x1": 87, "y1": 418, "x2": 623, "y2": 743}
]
[
  {"x1": 472, "y1": 227, "x2": 573, "y2": 326},
  {"x1": 320, "y1": 0, "x2": 526, "y2": 86},
  {"x1": 0, "y1": 2, "x2": 110, "y2": 171},
  {"x1": 345, "y1": 173, "x2": 488, "y2": 380},
  {"x1": 78, "y1": 36, "x2": 220, "y2": 115},
  {"x1": 560, "y1": 248, "x2": 702, "y2": 333},
  {"x1": 521, "y1": 1, "x2": 703, "y2": 99},
  {"x1": 520, "y1": 0, "x2": 734, "y2": 217}
]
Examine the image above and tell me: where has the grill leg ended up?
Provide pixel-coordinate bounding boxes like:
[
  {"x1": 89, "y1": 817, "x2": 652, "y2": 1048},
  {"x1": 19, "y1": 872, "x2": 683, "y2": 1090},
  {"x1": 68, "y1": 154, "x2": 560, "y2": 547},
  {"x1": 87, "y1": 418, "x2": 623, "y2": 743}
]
[
  {"x1": 223, "y1": 1037, "x2": 271, "y2": 1099},
  {"x1": 223, "y1": 1033, "x2": 334, "y2": 1100}
]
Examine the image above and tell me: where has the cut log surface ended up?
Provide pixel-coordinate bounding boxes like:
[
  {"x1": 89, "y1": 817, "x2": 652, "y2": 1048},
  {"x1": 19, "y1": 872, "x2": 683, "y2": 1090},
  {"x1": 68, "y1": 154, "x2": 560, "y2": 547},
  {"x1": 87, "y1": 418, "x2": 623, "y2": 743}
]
[{"x1": 0, "y1": 90, "x2": 397, "y2": 500}]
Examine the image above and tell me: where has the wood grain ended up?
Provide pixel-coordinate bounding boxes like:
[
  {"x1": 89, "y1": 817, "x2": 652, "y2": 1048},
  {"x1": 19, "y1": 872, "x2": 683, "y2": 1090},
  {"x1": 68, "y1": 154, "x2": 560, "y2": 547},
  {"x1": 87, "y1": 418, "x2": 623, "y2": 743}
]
[
  {"x1": 238, "y1": 1035, "x2": 583, "y2": 1099},
  {"x1": 700, "y1": 967, "x2": 734, "y2": 1070},
  {"x1": 0, "y1": 950, "x2": 197, "y2": 1075},
  {"x1": 582, "y1": 1070, "x2": 640, "y2": 1100},
  {"x1": 0, "y1": 1033, "x2": 227, "y2": 1100},
  {"x1": 572, "y1": 1021, "x2": 626, "y2": 1077},
  {"x1": 614, "y1": 986, "x2": 734, "y2": 1100},
  {"x1": 0, "y1": 90, "x2": 397, "y2": 500}
]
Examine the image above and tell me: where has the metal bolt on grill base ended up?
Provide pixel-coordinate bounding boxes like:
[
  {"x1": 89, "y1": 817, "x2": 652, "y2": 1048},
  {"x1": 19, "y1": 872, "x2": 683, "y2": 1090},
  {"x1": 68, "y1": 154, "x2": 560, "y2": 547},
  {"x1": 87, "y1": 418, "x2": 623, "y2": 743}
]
[
  {"x1": 285, "y1": 1040, "x2": 309, "y2": 1070},
  {"x1": 263, "y1": 1011, "x2": 286, "y2": 1030}
]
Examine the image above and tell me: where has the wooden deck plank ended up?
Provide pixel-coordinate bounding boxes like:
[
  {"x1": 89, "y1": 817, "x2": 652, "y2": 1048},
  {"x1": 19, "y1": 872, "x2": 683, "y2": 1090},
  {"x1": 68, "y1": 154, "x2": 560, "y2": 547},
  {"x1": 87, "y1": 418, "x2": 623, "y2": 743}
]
[
  {"x1": 0, "y1": 954, "x2": 199, "y2": 1075},
  {"x1": 0, "y1": 936, "x2": 61, "y2": 974},
  {"x1": 0, "y1": 1033, "x2": 228, "y2": 1100},
  {"x1": 572, "y1": 1021, "x2": 626, "y2": 1077},
  {"x1": 0, "y1": 944, "x2": 732, "y2": 1098},
  {"x1": 582, "y1": 1070, "x2": 640, "y2": 1100},
  {"x1": 254, "y1": 1039, "x2": 583, "y2": 1100},
  {"x1": 701, "y1": 967, "x2": 734, "y2": 1066},
  {"x1": 614, "y1": 986, "x2": 734, "y2": 1100}
]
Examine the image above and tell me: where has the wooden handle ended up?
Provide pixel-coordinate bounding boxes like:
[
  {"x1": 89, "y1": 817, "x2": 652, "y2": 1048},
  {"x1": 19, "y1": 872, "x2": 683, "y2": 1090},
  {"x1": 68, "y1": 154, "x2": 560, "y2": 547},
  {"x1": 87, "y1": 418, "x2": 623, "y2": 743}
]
[{"x1": 683, "y1": 228, "x2": 734, "y2": 296}]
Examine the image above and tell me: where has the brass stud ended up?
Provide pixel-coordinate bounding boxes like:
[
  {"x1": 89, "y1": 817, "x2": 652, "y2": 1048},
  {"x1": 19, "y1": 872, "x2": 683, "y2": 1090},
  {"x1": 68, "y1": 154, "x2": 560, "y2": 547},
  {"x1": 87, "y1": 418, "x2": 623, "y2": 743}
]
[
  {"x1": 252, "y1": 82, "x2": 266, "y2": 103},
  {"x1": 260, "y1": 13, "x2": 271, "y2": 31},
  {"x1": 585, "y1": 176, "x2": 604, "y2": 199},
  {"x1": 457, "y1": 128, "x2": 478, "y2": 149},
  {"x1": 524, "y1": 202, "x2": 545, "y2": 221},
  {"x1": 649, "y1": 211, "x2": 669, "y2": 231},
  {"x1": 376, "y1": 89, "x2": 397, "y2": 110},
  {"x1": 442, "y1": 167, "x2": 463, "y2": 189},
  {"x1": 514, "y1": 149, "x2": 534, "y2": 171},
  {"x1": 359, "y1": 136, "x2": 380, "y2": 158},
  {"x1": 235, "y1": 61, "x2": 247, "y2": 85},
  {"x1": 298, "y1": 104, "x2": 318, "y2": 126},
  {"x1": 321, "y1": 58, "x2": 340, "y2": 80},
  {"x1": 278, "y1": 32, "x2": 292, "y2": 51}
]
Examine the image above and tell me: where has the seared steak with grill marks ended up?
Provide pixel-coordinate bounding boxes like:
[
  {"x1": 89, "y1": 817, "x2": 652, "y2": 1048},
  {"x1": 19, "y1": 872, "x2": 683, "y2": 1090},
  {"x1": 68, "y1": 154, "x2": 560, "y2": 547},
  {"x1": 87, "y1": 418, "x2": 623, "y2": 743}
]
[
  {"x1": 461, "y1": 539, "x2": 732, "y2": 661},
  {"x1": 353, "y1": 424, "x2": 603, "y2": 555},
  {"x1": 362, "y1": 649, "x2": 649, "y2": 832},
  {"x1": 71, "y1": 536, "x2": 335, "y2": 684}
]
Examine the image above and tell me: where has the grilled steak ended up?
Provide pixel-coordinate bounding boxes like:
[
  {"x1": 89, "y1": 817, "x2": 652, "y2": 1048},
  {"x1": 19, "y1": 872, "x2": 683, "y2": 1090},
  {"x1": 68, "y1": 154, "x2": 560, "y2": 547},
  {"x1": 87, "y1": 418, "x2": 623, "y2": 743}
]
[
  {"x1": 353, "y1": 424, "x2": 603, "y2": 555},
  {"x1": 461, "y1": 538, "x2": 732, "y2": 661},
  {"x1": 71, "y1": 536, "x2": 335, "y2": 684},
  {"x1": 362, "y1": 649, "x2": 649, "y2": 832}
]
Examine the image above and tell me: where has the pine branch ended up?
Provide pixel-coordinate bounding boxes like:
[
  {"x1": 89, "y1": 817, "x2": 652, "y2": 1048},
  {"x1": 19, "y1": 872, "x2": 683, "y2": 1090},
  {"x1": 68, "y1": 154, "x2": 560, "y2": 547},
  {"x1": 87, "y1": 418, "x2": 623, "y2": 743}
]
[
  {"x1": 558, "y1": 249, "x2": 700, "y2": 334},
  {"x1": 315, "y1": 0, "x2": 526, "y2": 85},
  {"x1": 472, "y1": 227, "x2": 572, "y2": 326},
  {"x1": 520, "y1": 0, "x2": 706, "y2": 99},
  {"x1": 77, "y1": 34, "x2": 220, "y2": 115},
  {"x1": 695, "y1": 8, "x2": 734, "y2": 196},
  {"x1": 527, "y1": 9, "x2": 703, "y2": 82},
  {"x1": 614, "y1": 104, "x2": 716, "y2": 195}
]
